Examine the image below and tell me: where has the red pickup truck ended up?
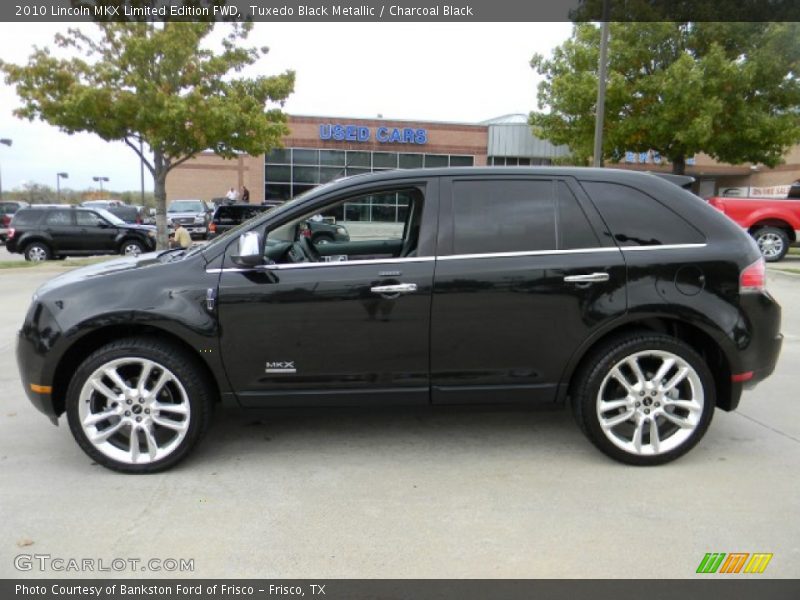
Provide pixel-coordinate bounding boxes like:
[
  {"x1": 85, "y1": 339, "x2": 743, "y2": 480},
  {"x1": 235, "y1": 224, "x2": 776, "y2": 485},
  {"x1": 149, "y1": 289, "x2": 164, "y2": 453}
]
[{"x1": 707, "y1": 183, "x2": 800, "y2": 261}]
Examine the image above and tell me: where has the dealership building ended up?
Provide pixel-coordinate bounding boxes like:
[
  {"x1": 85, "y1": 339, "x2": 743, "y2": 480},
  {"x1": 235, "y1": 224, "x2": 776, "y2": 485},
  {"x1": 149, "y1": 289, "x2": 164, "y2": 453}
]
[
  {"x1": 167, "y1": 113, "x2": 800, "y2": 207},
  {"x1": 166, "y1": 114, "x2": 569, "y2": 210}
]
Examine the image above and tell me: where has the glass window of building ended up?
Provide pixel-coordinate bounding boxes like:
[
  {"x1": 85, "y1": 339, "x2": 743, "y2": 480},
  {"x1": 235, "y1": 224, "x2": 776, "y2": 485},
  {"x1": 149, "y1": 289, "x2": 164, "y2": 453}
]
[
  {"x1": 399, "y1": 153, "x2": 424, "y2": 169},
  {"x1": 265, "y1": 147, "x2": 477, "y2": 215}
]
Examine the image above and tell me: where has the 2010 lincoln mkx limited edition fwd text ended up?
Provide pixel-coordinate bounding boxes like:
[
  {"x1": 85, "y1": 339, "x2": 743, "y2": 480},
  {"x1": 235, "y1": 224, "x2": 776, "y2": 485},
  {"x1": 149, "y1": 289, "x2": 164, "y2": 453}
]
[{"x1": 16, "y1": 168, "x2": 783, "y2": 472}]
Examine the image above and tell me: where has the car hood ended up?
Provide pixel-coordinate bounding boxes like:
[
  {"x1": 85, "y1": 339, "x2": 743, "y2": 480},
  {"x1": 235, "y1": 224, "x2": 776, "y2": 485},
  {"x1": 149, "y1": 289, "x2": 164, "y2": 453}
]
[
  {"x1": 35, "y1": 251, "x2": 171, "y2": 296},
  {"x1": 121, "y1": 223, "x2": 156, "y2": 232}
]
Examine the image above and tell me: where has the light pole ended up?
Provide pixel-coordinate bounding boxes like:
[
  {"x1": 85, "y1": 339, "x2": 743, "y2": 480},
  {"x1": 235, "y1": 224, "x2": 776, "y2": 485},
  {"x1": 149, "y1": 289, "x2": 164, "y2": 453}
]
[
  {"x1": 56, "y1": 172, "x2": 69, "y2": 203},
  {"x1": 592, "y1": 0, "x2": 611, "y2": 168},
  {"x1": 0, "y1": 138, "x2": 12, "y2": 201},
  {"x1": 92, "y1": 176, "x2": 109, "y2": 194}
]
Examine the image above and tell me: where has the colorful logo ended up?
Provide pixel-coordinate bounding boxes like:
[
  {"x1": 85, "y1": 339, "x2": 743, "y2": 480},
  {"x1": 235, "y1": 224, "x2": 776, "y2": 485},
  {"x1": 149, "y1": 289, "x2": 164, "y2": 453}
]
[{"x1": 696, "y1": 552, "x2": 773, "y2": 574}]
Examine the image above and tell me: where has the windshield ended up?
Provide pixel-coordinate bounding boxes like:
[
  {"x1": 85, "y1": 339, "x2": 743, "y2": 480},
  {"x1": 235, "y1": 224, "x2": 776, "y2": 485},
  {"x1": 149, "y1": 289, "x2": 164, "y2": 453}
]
[
  {"x1": 168, "y1": 201, "x2": 204, "y2": 213},
  {"x1": 95, "y1": 208, "x2": 126, "y2": 226},
  {"x1": 192, "y1": 182, "x2": 341, "y2": 259},
  {"x1": 186, "y1": 206, "x2": 277, "y2": 257}
]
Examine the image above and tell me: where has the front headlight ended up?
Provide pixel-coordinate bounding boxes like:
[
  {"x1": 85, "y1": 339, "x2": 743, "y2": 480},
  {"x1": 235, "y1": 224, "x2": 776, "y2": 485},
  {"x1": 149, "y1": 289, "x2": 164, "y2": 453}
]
[
  {"x1": 147, "y1": 231, "x2": 156, "y2": 238},
  {"x1": 194, "y1": 216, "x2": 205, "y2": 224},
  {"x1": 336, "y1": 226, "x2": 346, "y2": 235}
]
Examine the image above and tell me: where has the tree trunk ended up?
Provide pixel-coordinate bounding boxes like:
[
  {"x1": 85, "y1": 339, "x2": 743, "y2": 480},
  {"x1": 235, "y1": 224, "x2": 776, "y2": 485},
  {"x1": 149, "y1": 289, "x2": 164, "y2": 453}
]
[
  {"x1": 153, "y1": 149, "x2": 169, "y2": 250},
  {"x1": 672, "y1": 154, "x2": 686, "y2": 175}
]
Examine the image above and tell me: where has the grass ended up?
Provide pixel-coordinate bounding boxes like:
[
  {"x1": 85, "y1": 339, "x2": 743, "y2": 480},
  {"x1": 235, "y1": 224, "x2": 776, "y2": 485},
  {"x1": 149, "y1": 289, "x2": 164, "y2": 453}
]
[
  {"x1": 774, "y1": 267, "x2": 800, "y2": 275},
  {"x1": 789, "y1": 247, "x2": 800, "y2": 256},
  {"x1": 0, "y1": 256, "x2": 112, "y2": 270}
]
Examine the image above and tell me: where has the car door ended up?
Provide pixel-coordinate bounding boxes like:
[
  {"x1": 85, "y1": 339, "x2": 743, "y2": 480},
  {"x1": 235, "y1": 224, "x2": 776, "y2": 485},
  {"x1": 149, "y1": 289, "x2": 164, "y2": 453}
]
[
  {"x1": 75, "y1": 210, "x2": 118, "y2": 252},
  {"x1": 430, "y1": 176, "x2": 627, "y2": 404},
  {"x1": 41, "y1": 209, "x2": 79, "y2": 253},
  {"x1": 215, "y1": 179, "x2": 438, "y2": 407}
]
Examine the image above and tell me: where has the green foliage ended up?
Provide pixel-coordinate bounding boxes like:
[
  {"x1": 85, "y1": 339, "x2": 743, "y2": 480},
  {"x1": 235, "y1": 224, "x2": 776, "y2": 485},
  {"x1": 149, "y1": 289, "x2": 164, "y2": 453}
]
[
  {"x1": 1, "y1": 20, "x2": 294, "y2": 246},
  {"x1": 530, "y1": 22, "x2": 800, "y2": 173}
]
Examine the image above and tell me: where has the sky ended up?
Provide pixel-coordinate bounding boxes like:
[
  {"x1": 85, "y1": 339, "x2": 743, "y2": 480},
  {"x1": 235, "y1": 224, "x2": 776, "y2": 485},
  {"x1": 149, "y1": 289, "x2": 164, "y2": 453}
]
[{"x1": 0, "y1": 22, "x2": 573, "y2": 193}]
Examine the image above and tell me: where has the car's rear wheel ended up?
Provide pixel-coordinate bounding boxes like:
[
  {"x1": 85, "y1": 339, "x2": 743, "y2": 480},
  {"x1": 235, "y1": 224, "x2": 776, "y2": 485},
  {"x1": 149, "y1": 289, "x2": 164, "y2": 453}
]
[
  {"x1": 66, "y1": 337, "x2": 213, "y2": 473},
  {"x1": 752, "y1": 226, "x2": 789, "y2": 262},
  {"x1": 24, "y1": 242, "x2": 51, "y2": 262},
  {"x1": 120, "y1": 239, "x2": 145, "y2": 257},
  {"x1": 572, "y1": 333, "x2": 714, "y2": 465}
]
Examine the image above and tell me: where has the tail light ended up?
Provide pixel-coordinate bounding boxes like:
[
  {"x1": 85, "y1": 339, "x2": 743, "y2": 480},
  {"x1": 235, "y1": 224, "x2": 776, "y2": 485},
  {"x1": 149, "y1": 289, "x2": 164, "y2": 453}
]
[
  {"x1": 740, "y1": 258, "x2": 766, "y2": 293},
  {"x1": 7, "y1": 228, "x2": 15, "y2": 240},
  {"x1": 209, "y1": 222, "x2": 216, "y2": 233}
]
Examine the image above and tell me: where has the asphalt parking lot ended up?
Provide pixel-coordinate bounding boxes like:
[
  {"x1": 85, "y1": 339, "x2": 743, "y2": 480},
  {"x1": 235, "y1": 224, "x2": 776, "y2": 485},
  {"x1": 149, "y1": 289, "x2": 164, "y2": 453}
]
[{"x1": 0, "y1": 260, "x2": 798, "y2": 579}]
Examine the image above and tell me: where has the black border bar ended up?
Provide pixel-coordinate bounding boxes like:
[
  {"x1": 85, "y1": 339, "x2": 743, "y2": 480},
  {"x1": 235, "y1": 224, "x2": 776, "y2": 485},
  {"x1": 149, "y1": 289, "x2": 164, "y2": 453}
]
[
  {"x1": 3, "y1": 1, "x2": 800, "y2": 22},
  {"x1": 4, "y1": 579, "x2": 800, "y2": 600}
]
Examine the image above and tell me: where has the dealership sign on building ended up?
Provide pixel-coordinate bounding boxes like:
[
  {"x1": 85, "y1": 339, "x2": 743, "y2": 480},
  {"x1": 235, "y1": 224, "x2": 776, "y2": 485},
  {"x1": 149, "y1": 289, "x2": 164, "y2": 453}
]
[{"x1": 319, "y1": 124, "x2": 428, "y2": 145}]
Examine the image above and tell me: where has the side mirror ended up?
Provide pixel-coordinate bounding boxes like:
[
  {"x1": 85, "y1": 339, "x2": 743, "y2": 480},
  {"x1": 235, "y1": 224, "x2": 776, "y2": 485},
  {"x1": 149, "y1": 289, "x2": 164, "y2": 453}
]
[{"x1": 231, "y1": 231, "x2": 264, "y2": 267}]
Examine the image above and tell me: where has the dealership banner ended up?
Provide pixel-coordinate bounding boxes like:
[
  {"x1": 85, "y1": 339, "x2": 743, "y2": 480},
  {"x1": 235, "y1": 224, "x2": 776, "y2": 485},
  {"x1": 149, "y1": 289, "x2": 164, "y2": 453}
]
[
  {"x1": 2, "y1": 0, "x2": 800, "y2": 22},
  {"x1": 3, "y1": 580, "x2": 800, "y2": 599}
]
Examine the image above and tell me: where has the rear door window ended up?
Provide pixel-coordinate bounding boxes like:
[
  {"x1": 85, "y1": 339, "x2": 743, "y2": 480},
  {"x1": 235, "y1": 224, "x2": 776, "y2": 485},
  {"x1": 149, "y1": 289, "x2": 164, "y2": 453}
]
[
  {"x1": 557, "y1": 182, "x2": 601, "y2": 250},
  {"x1": 44, "y1": 210, "x2": 73, "y2": 226},
  {"x1": 581, "y1": 181, "x2": 705, "y2": 246},
  {"x1": 452, "y1": 179, "x2": 556, "y2": 254}
]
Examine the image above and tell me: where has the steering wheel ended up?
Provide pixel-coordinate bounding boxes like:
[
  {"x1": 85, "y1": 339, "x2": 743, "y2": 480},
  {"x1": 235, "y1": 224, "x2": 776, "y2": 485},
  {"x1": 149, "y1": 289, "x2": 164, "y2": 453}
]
[{"x1": 298, "y1": 234, "x2": 321, "y2": 262}]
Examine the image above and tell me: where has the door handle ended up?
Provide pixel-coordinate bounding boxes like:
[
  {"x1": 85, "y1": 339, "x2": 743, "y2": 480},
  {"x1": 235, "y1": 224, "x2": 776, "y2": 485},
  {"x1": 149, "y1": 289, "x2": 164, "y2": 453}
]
[
  {"x1": 370, "y1": 283, "x2": 418, "y2": 295},
  {"x1": 563, "y1": 272, "x2": 610, "y2": 283}
]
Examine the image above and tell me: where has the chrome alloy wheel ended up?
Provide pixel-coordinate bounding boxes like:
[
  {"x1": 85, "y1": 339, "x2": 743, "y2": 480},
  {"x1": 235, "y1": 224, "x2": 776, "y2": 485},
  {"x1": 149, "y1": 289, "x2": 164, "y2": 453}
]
[
  {"x1": 756, "y1": 232, "x2": 784, "y2": 259},
  {"x1": 77, "y1": 358, "x2": 191, "y2": 465},
  {"x1": 596, "y1": 350, "x2": 704, "y2": 456},
  {"x1": 27, "y1": 246, "x2": 48, "y2": 262},
  {"x1": 122, "y1": 242, "x2": 142, "y2": 256}
]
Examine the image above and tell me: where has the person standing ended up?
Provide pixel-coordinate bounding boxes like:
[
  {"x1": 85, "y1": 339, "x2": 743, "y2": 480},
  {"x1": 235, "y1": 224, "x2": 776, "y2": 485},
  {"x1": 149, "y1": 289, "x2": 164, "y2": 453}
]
[
  {"x1": 225, "y1": 187, "x2": 237, "y2": 203},
  {"x1": 241, "y1": 186, "x2": 250, "y2": 203}
]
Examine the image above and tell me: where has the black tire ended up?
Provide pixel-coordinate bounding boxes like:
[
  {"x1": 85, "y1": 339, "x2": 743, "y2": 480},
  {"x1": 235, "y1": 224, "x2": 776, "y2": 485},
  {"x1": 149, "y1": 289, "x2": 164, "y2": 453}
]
[
  {"x1": 120, "y1": 238, "x2": 145, "y2": 257},
  {"x1": 572, "y1": 333, "x2": 715, "y2": 466},
  {"x1": 24, "y1": 241, "x2": 51, "y2": 262},
  {"x1": 751, "y1": 226, "x2": 790, "y2": 262},
  {"x1": 313, "y1": 233, "x2": 334, "y2": 245},
  {"x1": 66, "y1": 337, "x2": 213, "y2": 473}
]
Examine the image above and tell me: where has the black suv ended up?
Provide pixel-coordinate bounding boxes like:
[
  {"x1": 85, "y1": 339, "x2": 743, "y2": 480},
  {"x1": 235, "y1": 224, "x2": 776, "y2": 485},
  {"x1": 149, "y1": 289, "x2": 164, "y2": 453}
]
[
  {"x1": 208, "y1": 203, "x2": 351, "y2": 244},
  {"x1": 7, "y1": 206, "x2": 156, "y2": 261},
  {"x1": 16, "y1": 168, "x2": 782, "y2": 472}
]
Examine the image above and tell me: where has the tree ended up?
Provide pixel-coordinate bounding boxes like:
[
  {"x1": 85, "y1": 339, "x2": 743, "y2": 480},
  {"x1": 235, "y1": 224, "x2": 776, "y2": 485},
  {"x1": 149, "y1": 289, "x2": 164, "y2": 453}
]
[
  {"x1": 530, "y1": 22, "x2": 800, "y2": 174},
  {"x1": 1, "y1": 21, "x2": 295, "y2": 247}
]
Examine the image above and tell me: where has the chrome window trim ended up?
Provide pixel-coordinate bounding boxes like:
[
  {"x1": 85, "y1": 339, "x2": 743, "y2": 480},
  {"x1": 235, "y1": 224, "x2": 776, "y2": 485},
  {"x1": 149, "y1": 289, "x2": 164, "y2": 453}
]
[
  {"x1": 438, "y1": 243, "x2": 707, "y2": 261},
  {"x1": 619, "y1": 243, "x2": 707, "y2": 251},
  {"x1": 206, "y1": 243, "x2": 708, "y2": 273},
  {"x1": 207, "y1": 256, "x2": 434, "y2": 274},
  {"x1": 437, "y1": 247, "x2": 620, "y2": 261}
]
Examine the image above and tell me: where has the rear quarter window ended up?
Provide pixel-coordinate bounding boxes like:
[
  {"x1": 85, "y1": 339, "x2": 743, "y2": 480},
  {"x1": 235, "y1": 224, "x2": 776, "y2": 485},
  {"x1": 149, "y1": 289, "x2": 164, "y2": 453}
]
[
  {"x1": 581, "y1": 181, "x2": 705, "y2": 246},
  {"x1": 9, "y1": 210, "x2": 43, "y2": 227}
]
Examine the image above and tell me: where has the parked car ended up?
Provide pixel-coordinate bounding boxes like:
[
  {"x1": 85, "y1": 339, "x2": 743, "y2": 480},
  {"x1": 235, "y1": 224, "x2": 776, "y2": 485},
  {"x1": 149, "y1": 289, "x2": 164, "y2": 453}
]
[
  {"x1": 0, "y1": 200, "x2": 29, "y2": 242},
  {"x1": 167, "y1": 199, "x2": 212, "y2": 239},
  {"x1": 6, "y1": 206, "x2": 156, "y2": 261},
  {"x1": 81, "y1": 201, "x2": 143, "y2": 225},
  {"x1": 208, "y1": 203, "x2": 350, "y2": 243},
  {"x1": 16, "y1": 168, "x2": 782, "y2": 472},
  {"x1": 707, "y1": 192, "x2": 800, "y2": 261}
]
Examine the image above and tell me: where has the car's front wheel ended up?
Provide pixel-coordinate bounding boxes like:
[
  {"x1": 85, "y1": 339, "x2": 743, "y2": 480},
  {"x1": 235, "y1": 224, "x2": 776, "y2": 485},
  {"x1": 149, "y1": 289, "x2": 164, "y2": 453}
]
[
  {"x1": 66, "y1": 337, "x2": 213, "y2": 473},
  {"x1": 120, "y1": 239, "x2": 145, "y2": 257},
  {"x1": 572, "y1": 333, "x2": 714, "y2": 465},
  {"x1": 752, "y1": 226, "x2": 789, "y2": 262}
]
